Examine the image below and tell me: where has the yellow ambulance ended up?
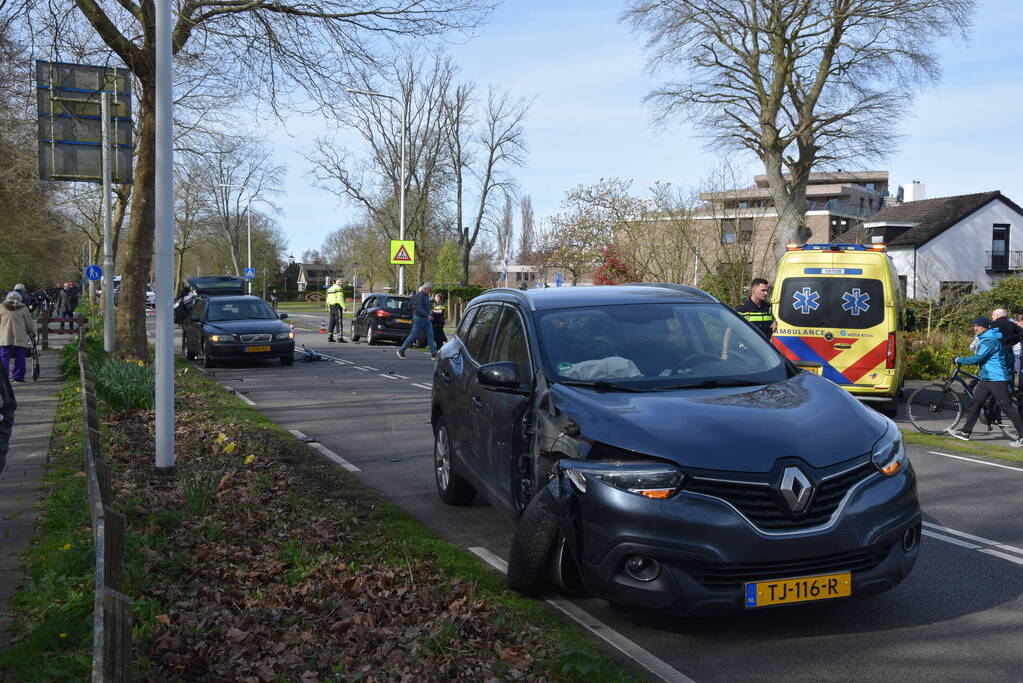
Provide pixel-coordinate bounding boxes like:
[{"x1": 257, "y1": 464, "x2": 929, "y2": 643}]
[{"x1": 771, "y1": 243, "x2": 908, "y2": 415}]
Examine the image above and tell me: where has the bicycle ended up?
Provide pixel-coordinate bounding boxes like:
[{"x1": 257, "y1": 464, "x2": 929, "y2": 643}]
[{"x1": 907, "y1": 363, "x2": 1023, "y2": 435}]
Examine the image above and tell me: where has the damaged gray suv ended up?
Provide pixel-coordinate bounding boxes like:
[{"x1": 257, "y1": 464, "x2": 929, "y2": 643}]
[{"x1": 431, "y1": 284, "x2": 920, "y2": 615}]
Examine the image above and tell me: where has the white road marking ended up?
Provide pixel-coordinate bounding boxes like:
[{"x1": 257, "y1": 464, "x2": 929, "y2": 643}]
[
  {"x1": 223, "y1": 386, "x2": 256, "y2": 406},
  {"x1": 412, "y1": 383, "x2": 432, "y2": 390},
  {"x1": 922, "y1": 530, "x2": 980, "y2": 550},
  {"x1": 287, "y1": 429, "x2": 360, "y2": 472},
  {"x1": 979, "y1": 549, "x2": 1023, "y2": 567},
  {"x1": 468, "y1": 547, "x2": 693, "y2": 683},
  {"x1": 996, "y1": 545, "x2": 1023, "y2": 557},
  {"x1": 392, "y1": 374, "x2": 409, "y2": 379},
  {"x1": 926, "y1": 450, "x2": 1023, "y2": 473},
  {"x1": 361, "y1": 365, "x2": 379, "y2": 371},
  {"x1": 379, "y1": 373, "x2": 399, "y2": 380},
  {"x1": 354, "y1": 366, "x2": 371, "y2": 372},
  {"x1": 922, "y1": 521, "x2": 1023, "y2": 565}
]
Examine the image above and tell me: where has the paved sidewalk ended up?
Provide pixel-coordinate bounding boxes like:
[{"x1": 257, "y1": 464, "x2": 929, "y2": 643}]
[{"x1": 0, "y1": 340, "x2": 67, "y2": 651}]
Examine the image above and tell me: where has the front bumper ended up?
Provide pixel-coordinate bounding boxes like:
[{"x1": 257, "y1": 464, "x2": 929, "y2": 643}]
[
  {"x1": 207, "y1": 340, "x2": 295, "y2": 360},
  {"x1": 553, "y1": 461, "x2": 920, "y2": 616}
]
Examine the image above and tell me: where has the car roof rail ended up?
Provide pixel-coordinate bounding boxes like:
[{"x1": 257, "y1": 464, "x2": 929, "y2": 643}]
[{"x1": 629, "y1": 282, "x2": 720, "y2": 303}]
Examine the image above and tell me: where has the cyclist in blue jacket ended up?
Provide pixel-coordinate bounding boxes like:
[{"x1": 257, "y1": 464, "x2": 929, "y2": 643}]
[{"x1": 949, "y1": 317, "x2": 1023, "y2": 445}]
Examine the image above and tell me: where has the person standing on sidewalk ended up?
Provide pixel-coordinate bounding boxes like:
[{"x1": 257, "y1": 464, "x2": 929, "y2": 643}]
[
  {"x1": 948, "y1": 317, "x2": 1023, "y2": 446},
  {"x1": 55, "y1": 282, "x2": 78, "y2": 331},
  {"x1": 0, "y1": 292, "x2": 36, "y2": 383},
  {"x1": 735, "y1": 278, "x2": 775, "y2": 339},
  {"x1": 0, "y1": 369, "x2": 14, "y2": 474},
  {"x1": 325, "y1": 281, "x2": 347, "y2": 342},
  {"x1": 396, "y1": 282, "x2": 437, "y2": 360}
]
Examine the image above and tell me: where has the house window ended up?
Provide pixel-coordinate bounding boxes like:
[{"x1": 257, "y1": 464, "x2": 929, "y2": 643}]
[
  {"x1": 738, "y1": 218, "x2": 754, "y2": 243},
  {"x1": 939, "y1": 281, "x2": 975, "y2": 306},
  {"x1": 991, "y1": 224, "x2": 1010, "y2": 271},
  {"x1": 720, "y1": 218, "x2": 736, "y2": 244}
]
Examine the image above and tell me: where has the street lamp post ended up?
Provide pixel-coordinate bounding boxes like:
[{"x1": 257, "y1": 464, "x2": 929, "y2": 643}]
[
  {"x1": 219, "y1": 183, "x2": 253, "y2": 294},
  {"x1": 346, "y1": 87, "x2": 407, "y2": 295}
]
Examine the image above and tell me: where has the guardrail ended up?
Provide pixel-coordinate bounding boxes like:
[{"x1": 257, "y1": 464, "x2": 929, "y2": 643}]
[
  {"x1": 77, "y1": 328, "x2": 132, "y2": 681},
  {"x1": 39, "y1": 310, "x2": 84, "y2": 349}
]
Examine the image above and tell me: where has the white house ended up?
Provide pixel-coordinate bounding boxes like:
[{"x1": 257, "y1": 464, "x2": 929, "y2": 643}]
[{"x1": 842, "y1": 191, "x2": 1023, "y2": 302}]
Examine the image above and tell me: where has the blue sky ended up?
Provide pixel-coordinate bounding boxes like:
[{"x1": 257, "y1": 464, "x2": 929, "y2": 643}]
[{"x1": 271, "y1": 0, "x2": 1023, "y2": 259}]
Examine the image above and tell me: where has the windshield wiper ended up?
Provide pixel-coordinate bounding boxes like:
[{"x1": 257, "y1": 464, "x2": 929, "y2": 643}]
[
  {"x1": 653, "y1": 378, "x2": 767, "y2": 390},
  {"x1": 559, "y1": 379, "x2": 647, "y2": 393}
]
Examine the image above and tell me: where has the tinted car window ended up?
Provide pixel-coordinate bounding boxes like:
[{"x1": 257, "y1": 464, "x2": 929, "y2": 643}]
[
  {"x1": 457, "y1": 307, "x2": 479, "y2": 340},
  {"x1": 207, "y1": 300, "x2": 277, "y2": 321},
  {"x1": 383, "y1": 297, "x2": 409, "y2": 312},
  {"x1": 464, "y1": 304, "x2": 501, "y2": 361},
  {"x1": 778, "y1": 277, "x2": 885, "y2": 330},
  {"x1": 491, "y1": 307, "x2": 531, "y2": 382},
  {"x1": 537, "y1": 303, "x2": 787, "y2": 388}
]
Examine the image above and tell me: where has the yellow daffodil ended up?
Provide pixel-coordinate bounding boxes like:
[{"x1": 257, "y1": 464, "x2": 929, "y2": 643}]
[
  {"x1": 59, "y1": 633, "x2": 67, "y2": 638},
  {"x1": 243, "y1": 455, "x2": 255, "y2": 465},
  {"x1": 62, "y1": 543, "x2": 71, "y2": 550},
  {"x1": 215, "y1": 433, "x2": 227, "y2": 444},
  {"x1": 224, "y1": 442, "x2": 237, "y2": 455}
]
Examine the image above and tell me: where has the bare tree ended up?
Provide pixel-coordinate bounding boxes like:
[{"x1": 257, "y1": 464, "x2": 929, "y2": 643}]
[
  {"x1": 495, "y1": 193, "x2": 514, "y2": 266},
  {"x1": 518, "y1": 194, "x2": 534, "y2": 263},
  {"x1": 623, "y1": 0, "x2": 975, "y2": 261},
  {"x1": 445, "y1": 85, "x2": 529, "y2": 284},
  {"x1": 9, "y1": 0, "x2": 491, "y2": 359}
]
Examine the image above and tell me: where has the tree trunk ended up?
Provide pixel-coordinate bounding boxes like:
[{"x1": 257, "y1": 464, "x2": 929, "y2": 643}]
[
  {"x1": 764, "y1": 152, "x2": 809, "y2": 265},
  {"x1": 113, "y1": 83, "x2": 156, "y2": 361}
]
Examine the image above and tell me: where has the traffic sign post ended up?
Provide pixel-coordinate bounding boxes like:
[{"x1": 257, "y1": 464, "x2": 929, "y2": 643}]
[
  {"x1": 555, "y1": 272, "x2": 563, "y2": 287},
  {"x1": 244, "y1": 267, "x2": 256, "y2": 280},
  {"x1": 85, "y1": 265, "x2": 103, "y2": 281}
]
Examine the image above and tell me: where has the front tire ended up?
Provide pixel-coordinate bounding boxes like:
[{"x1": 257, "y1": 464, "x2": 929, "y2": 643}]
[
  {"x1": 366, "y1": 323, "x2": 377, "y2": 346},
  {"x1": 280, "y1": 354, "x2": 294, "y2": 366},
  {"x1": 506, "y1": 487, "x2": 560, "y2": 597},
  {"x1": 201, "y1": 340, "x2": 217, "y2": 369},
  {"x1": 907, "y1": 383, "x2": 962, "y2": 434},
  {"x1": 434, "y1": 419, "x2": 476, "y2": 505},
  {"x1": 182, "y1": 333, "x2": 197, "y2": 360},
  {"x1": 351, "y1": 322, "x2": 361, "y2": 343}
]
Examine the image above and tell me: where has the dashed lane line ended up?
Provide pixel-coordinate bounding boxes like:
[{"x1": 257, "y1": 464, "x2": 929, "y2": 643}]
[
  {"x1": 223, "y1": 386, "x2": 256, "y2": 406},
  {"x1": 379, "y1": 373, "x2": 400, "y2": 380},
  {"x1": 354, "y1": 366, "x2": 372, "y2": 372},
  {"x1": 468, "y1": 547, "x2": 694, "y2": 683},
  {"x1": 926, "y1": 450, "x2": 1023, "y2": 473},
  {"x1": 922, "y1": 521, "x2": 1023, "y2": 565},
  {"x1": 411, "y1": 383, "x2": 432, "y2": 391},
  {"x1": 288, "y1": 430, "x2": 360, "y2": 472},
  {"x1": 392, "y1": 374, "x2": 409, "y2": 379}
]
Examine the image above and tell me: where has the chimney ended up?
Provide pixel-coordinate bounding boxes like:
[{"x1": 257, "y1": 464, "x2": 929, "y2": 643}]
[{"x1": 902, "y1": 181, "x2": 925, "y2": 202}]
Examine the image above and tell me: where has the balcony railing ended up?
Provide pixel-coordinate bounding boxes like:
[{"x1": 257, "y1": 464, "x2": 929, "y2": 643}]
[
  {"x1": 986, "y1": 251, "x2": 1023, "y2": 272},
  {"x1": 805, "y1": 198, "x2": 879, "y2": 219}
]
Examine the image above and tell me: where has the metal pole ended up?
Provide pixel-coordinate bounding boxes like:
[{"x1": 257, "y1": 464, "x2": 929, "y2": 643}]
[
  {"x1": 246, "y1": 208, "x2": 252, "y2": 295},
  {"x1": 154, "y1": 0, "x2": 175, "y2": 470},
  {"x1": 398, "y1": 97, "x2": 407, "y2": 296},
  {"x1": 100, "y1": 93, "x2": 115, "y2": 353}
]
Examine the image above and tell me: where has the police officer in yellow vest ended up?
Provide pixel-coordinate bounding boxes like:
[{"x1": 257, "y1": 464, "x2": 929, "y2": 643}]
[
  {"x1": 325, "y1": 281, "x2": 347, "y2": 343},
  {"x1": 735, "y1": 277, "x2": 775, "y2": 339}
]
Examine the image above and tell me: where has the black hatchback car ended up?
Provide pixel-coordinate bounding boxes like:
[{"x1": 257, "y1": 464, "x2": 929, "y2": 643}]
[
  {"x1": 431, "y1": 285, "x2": 920, "y2": 615},
  {"x1": 351, "y1": 293, "x2": 412, "y2": 345},
  {"x1": 179, "y1": 276, "x2": 294, "y2": 368}
]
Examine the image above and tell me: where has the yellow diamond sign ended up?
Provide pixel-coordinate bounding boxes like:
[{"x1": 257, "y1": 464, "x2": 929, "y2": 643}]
[{"x1": 390, "y1": 240, "x2": 415, "y2": 265}]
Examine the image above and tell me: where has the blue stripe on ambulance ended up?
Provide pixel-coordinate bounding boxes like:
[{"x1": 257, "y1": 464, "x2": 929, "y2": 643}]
[{"x1": 775, "y1": 336, "x2": 851, "y2": 385}]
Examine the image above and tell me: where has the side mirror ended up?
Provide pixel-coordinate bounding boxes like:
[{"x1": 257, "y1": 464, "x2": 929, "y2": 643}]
[
  {"x1": 904, "y1": 309, "x2": 917, "y2": 332},
  {"x1": 279, "y1": 313, "x2": 288, "y2": 319},
  {"x1": 477, "y1": 362, "x2": 521, "y2": 390}
]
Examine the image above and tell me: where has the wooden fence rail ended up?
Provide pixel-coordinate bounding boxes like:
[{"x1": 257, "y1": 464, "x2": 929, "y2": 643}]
[{"x1": 77, "y1": 329, "x2": 133, "y2": 682}]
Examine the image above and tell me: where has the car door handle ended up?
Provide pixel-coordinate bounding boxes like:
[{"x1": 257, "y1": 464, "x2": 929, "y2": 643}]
[{"x1": 471, "y1": 395, "x2": 482, "y2": 409}]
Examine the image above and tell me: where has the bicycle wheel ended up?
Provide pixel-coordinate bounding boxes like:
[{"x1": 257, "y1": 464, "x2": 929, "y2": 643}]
[{"x1": 907, "y1": 383, "x2": 964, "y2": 434}]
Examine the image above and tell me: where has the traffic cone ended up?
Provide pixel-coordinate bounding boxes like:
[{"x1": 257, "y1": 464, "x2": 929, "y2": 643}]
[
  {"x1": 319, "y1": 318, "x2": 327, "y2": 334},
  {"x1": 289, "y1": 320, "x2": 295, "y2": 333}
]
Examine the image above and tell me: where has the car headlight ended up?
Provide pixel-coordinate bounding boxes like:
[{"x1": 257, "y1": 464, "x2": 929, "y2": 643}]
[
  {"x1": 274, "y1": 331, "x2": 294, "y2": 340},
  {"x1": 209, "y1": 334, "x2": 235, "y2": 343},
  {"x1": 871, "y1": 423, "x2": 906, "y2": 477},
  {"x1": 562, "y1": 461, "x2": 685, "y2": 499}
]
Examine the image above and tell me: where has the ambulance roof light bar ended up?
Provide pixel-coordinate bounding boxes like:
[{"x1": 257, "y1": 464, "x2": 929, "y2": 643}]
[{"x1": 785, "y1": 243, "x2": 886, "y2": 252}]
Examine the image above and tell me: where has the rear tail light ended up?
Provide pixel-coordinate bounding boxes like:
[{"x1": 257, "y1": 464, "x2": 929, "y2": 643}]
[
  {"x1": 374, "y1": 309, "x2": 392, "y2": 318},
  {"x1": 885, "y1": 332, "x2": 896, "y2": 369}
]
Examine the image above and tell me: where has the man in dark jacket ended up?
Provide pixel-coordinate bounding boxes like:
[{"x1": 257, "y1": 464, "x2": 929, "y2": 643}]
[
  {"x1": 991, "y1": 308, "x2": 1019, "y2": 385},
  {"x1": 735, "y1": 277, "x2": 775, "y2": 339},
  {"x1": 396, "y1": 282, "x2": 437, "y2": 360},
  {"x1": 949, "y1": 317, "x2": 1023, "y2": 445},
  {"x1": 0, "y1": 368, "x2": 15, "y2": 475},
  {"x1": 55, "y1": 282, "x2": 79, "y2": 330}
]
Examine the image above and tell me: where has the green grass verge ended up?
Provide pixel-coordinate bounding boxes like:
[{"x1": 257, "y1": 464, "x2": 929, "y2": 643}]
[
  {"x1": 901, "y1": 426, "x2": 1023, "y2": 466},
  {"x1": 1, "y1": 337, "x2": 647, "y2": 681}
]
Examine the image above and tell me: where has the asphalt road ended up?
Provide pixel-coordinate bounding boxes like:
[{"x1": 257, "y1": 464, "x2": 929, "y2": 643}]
[{"x1": 169, "y1": 314, "x2": 1023, "y2": 682}]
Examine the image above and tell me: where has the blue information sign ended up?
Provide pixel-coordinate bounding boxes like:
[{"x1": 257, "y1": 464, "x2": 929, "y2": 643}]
[
  {"x1": 555, "y1": 272, "x2": 563, "y2": 287},
  {"x1": 85, "y1": 265, "x2": 103, "y2": 281},
  {"x1": 244, "y1": 267, "x2": 256, "y2": 280}
]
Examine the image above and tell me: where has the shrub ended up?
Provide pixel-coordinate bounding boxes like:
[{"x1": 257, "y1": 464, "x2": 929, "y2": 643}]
[
  {"x1": 905, "y1": 332, "x2": 972, "y2": 380},
  {"x1": 95, "y1": 358, "x2": 155, "y2": 410}
]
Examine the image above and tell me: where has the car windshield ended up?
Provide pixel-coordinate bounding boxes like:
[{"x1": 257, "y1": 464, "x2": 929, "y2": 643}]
[
  {"x1": 207, "y1": 300, "x2": 277, "y2": 321},
  {"x1": 537, "y1": 303, "x2": 789, "y2": 389}
]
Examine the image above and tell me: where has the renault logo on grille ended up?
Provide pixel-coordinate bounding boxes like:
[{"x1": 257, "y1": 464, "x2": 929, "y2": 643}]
[{"x1": 779, "y1": 466, "x2": 813, "y2": 513}]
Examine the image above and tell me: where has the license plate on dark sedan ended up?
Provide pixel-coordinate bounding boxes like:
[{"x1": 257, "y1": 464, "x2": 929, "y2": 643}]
[
  {"x1": 745, "y1": 572, "x2": 851, "y2": 608},
  {"x1": 397, "y1": 318, "x2": 411, "y2": 324},
  {"x1": 245, "y1": 345, "x2": 271, "y2": 352}
]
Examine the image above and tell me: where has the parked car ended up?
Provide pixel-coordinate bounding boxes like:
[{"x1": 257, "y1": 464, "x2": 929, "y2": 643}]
[
  {"x1": 180, "y1": 276, "x2": 294, "y2": 368},
  {"x1": 430, "y1": 284, "x2": 920, "y2": 616},
  {"x1": 350, "y1": 294, "x2": 412, "y2": 345}
]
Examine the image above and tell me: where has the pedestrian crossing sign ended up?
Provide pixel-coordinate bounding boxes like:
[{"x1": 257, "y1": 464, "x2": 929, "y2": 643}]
[{"x1": 390, "y1": 240, "x2": 415, "y2": 265}]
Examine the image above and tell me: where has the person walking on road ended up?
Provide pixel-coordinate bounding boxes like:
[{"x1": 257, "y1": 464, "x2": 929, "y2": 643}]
[
  {"x1": 270, "y1": 288, "x2": 279, "y2": 311},
  {"x1": 396, "y1": 282, "x2": 437, "y2": 360},
  {"x1": 948, "y1": 317, "x2": 1023, "y2": 446},
  {"x1": 325, "y1": 281, "x2": 347, "y2": 342},
  {"x1": 0, "y1": 291, "x2": 36, "y2": 383},
  {"x1": 55, "y1": 281, "x2": 78, "y2": 331},
  {"x1": 735, "y1": 278, "x2": 775, "y2": 339},
  {"x1": 990, "y1": 308, "x2": 1019, "y2": 385},
  {"x1": 431, "y1": 293, "x2": 447, "y2": 346},
  {"x1": 0, "y1": 368, "x2": 14, "y2": 475}
]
